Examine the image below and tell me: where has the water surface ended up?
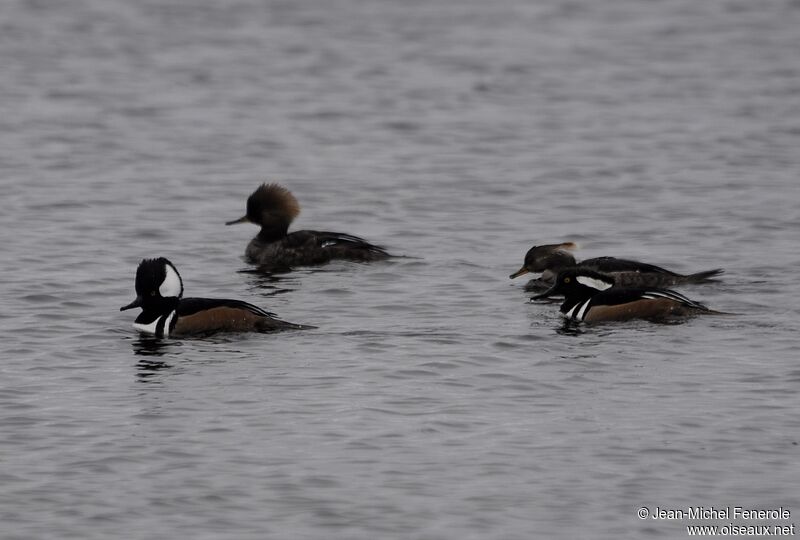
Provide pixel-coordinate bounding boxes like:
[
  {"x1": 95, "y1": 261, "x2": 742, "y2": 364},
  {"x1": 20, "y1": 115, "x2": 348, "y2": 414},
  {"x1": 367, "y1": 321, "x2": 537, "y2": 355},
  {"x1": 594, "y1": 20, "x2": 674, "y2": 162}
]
[{"x1": 1, "y1": 0, "x2": 799, "y2": 538}]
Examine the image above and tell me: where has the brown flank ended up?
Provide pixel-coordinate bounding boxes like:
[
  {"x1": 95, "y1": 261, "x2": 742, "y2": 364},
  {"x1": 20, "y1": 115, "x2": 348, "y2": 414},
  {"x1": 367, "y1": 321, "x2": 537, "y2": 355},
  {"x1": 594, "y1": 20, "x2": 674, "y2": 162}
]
[
  {"x1": 583, "y1": 298, "x2": 705, "y2": 322},
  {"x1": 173, "y1": 306, "x2": 286, "y2": 335}
]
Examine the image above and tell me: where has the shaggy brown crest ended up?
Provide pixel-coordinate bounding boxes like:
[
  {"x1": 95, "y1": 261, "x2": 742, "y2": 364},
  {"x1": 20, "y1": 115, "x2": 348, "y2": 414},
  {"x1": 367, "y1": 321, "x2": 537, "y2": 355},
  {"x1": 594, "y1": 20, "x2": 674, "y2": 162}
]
[
  {"x1": 226, "y1": 183, "x2": 302, "y2": 235},
  {"x1": 248, "y1": 183, "x2": 301, "y2": 221},
  {"x1": 227, "y1": 182, "x2": 391, "y2": 266}
]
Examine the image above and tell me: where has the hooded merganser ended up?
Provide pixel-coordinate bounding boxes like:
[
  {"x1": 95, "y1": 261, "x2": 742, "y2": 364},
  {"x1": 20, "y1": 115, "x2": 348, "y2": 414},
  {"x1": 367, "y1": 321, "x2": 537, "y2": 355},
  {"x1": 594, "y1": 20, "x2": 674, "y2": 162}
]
[
  {"x1": 509, "y1": 242, "x2": 723, "y2": 291},
  {"x1": 531, "y1": 268, "x2": 723, "y2": 322},
  {"x1": 226, "y1": 183, "x2": 390, "y2": 268},
  {"x1": 120, "y1": 257, "x2": 307, "y2": 337}
]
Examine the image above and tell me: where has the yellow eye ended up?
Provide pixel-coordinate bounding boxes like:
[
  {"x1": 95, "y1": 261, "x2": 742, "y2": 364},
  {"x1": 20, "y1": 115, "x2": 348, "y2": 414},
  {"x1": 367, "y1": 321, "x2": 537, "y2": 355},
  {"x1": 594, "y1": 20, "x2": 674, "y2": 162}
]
[{"x1": 563, "y1": 277, "x2": 571, "y2": 284}]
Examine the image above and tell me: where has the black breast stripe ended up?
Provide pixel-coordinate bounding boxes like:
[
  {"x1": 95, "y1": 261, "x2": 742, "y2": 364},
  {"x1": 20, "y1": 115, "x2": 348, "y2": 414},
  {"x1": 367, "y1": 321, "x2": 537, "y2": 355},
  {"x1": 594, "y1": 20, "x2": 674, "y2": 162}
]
[{"x1": 155, "y1": 314, "x2": 167, "y2": 338}]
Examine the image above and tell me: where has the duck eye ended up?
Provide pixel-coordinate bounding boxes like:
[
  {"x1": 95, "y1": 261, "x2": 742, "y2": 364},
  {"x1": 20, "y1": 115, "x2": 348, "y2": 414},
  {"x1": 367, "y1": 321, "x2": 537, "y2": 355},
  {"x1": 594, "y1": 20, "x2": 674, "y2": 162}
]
[
  {"x1": 563, "y1": 277, "x2": 571, "y2": 284},
  {"x1": 150, "y1": 291, "x2": 156, "y2": 296}
]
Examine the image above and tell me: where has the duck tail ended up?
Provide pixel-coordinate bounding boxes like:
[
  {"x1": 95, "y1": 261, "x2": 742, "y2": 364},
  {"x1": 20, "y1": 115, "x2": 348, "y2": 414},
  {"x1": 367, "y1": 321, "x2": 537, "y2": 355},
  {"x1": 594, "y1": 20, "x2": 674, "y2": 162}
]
[
  {"x1": 257, "y1": 318, "x2": 317, "y2": 332},
  {"x1": 685, "y1": 268, "x2": 724, "y2": 283},
  {"x1": 702, "y1": 308, "x2": 738, "y2": 316}
]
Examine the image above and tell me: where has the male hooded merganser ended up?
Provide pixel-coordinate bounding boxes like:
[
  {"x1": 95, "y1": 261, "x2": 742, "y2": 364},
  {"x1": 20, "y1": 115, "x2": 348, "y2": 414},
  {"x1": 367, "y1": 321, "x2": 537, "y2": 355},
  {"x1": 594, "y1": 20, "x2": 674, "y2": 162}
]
[
  {"x1": 509, "y1": 242, "x2": 723, "y2": 291},
  {"x1": 531, "y1": 268, "x2": 723, "y2": 322},
  {"x1": 226, "y1": 183, "x2": 390, "y2": 268},
  {"x1": 120, "y1": 257, "x2": 307, "y2": 337}
]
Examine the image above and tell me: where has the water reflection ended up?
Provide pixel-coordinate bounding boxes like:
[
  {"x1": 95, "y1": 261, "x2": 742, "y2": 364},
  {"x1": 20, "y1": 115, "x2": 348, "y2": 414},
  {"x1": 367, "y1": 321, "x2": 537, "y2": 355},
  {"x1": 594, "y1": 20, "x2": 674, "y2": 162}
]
[
  {"x1": 528, "y1": 297, "x2": 562, "y2": 305},
  {"x1": 523, "y1": 278, "x2": 552, "y2": 294},
  {"x1": 556, "y1": 320, "x2": 583, "y2": 336},
  {"x1": 131, "y1": 335, "x2": 175, "y2": 357},
  {"x1": 135, "y1": 357, "x2": 172, "y2": 381},
  {"x1": 239, "y1": 267, "x2": 297, "y2": 296},
  {"x1": 132, "y1": 338, "x2": 174, "y2": 381},
  {"x1": 554, "y1": 316, "x2": 691, "y2": 336}
]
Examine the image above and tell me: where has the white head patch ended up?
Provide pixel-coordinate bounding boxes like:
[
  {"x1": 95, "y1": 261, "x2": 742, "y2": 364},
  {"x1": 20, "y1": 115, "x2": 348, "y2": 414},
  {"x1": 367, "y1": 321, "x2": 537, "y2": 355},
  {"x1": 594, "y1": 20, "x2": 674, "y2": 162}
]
[
  {"x1": 576, "y1": 275, "x2": 613, "y2": 291},
  {"x1": 159, "y1": 263, "x2": 183, "y2": 298}
]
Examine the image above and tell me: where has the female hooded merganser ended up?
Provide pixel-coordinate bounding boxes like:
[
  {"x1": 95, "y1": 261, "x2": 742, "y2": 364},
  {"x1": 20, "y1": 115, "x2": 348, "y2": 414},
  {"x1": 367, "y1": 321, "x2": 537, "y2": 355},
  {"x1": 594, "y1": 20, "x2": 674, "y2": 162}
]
[
  {"x1": 531, "y1": 268, "x2": 723, "y2": 322},
  {"x1": 226, "y1": 183, "x2": 390, "y2": 268},
  {"x1": 120, "y1": 257, "x2": 307, "y2": 337},
  {"x1": 510, "y1": 242, "x2": 723, "y2": 291}
]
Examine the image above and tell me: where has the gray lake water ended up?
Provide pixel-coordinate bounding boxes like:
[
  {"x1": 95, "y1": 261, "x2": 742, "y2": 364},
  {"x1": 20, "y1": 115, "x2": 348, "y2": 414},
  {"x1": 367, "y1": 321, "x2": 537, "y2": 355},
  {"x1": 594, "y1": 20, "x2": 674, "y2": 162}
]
[{"x1": 2, "y1": 0, "x2": 799, "y2": 538}]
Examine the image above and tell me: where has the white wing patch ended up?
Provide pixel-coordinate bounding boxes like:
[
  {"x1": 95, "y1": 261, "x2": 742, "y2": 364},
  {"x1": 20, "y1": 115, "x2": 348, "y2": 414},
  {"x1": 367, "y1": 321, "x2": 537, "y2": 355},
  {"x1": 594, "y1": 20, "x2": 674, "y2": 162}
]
[
  {"x1": 576, "y1": 275, "x2": 613, "y2": 291},
  {"x1": 159, "y1": 263, "x2": 183, "y2": 298},
  {"x1": 242, "y1": 303, "x2": 276, "y2": 318},
  {"x1": 642, "y1": 290, "x2": 688, "y2": 302},
  {"x1": 641, "y1": 290, "x2": 705, "y2": 309},
  {"x1": 321, "y1": 240, "x2": 337, "y2": 248}
]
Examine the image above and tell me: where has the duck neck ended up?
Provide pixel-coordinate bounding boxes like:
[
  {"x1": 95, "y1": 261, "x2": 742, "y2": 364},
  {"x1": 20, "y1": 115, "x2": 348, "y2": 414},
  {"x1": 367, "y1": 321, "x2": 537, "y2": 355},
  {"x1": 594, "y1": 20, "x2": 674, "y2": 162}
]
[
  {"x1": 559, "y1": 295, "x2": 583, "y2": 314},
  {"x1": 133, "y1": 299, "x2": 179, "y2": 337},
  {"x1": 559, "y1": 286, "x2": 597, "y2": 314},
  {"x1": 256, "y1": 215, "x2": 291, "y2": 242},
  {"x1": 134, "y1": 297, "x2": 180, "y2": 323}
]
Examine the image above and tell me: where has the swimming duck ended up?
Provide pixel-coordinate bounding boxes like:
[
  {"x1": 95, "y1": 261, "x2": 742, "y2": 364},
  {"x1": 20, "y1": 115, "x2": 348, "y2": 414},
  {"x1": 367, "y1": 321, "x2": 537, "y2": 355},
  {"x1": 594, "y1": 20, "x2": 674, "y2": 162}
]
[
  {"x1": 510, "y1": 242, "x2": 723, "y2": 291},
  {"x1": 226, "y1": 183, "x2": 390, "y2": 268},
  {"x1": 120, "y1": 257, "x2": 307, "y2": 337},
  {"x1": 531, "y1": 268, "x2": 723, "y2": 322}
]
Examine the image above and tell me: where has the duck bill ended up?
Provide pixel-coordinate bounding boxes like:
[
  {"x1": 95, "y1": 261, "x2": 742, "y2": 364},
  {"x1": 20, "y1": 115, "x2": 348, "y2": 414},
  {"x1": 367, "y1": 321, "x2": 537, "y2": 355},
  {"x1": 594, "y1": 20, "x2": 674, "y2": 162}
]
[
  {"x1": 509, "y1": 267, "x2": 529, "y2": 279},
  {"x1": 120, "y1": 296, "x2": 143, "y2": 311},
  {"x1": 530, "y1": 283, "x2": 559, "y2": 301},
  {"x1": 225, "y1": 215, "x2": 249, "y2": 226}
]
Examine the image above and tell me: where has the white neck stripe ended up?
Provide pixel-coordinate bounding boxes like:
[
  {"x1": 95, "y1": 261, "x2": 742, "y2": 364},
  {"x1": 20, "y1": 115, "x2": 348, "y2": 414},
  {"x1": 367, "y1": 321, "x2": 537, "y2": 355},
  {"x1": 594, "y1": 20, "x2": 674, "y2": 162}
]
[{"x1": 576, "y1": 275, "x2": 613, "y2": 291}]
